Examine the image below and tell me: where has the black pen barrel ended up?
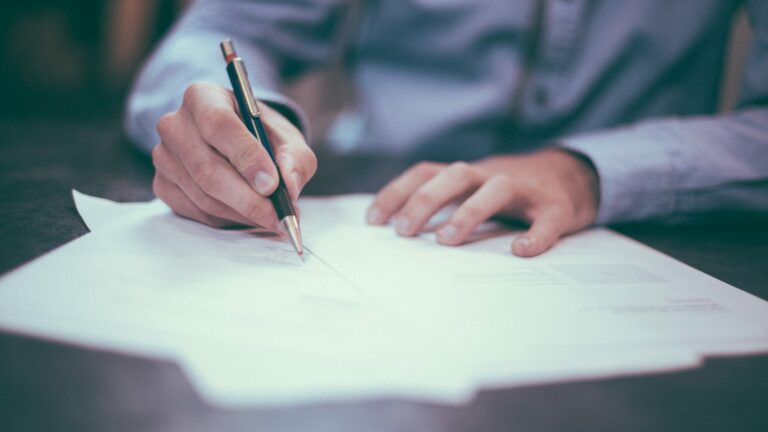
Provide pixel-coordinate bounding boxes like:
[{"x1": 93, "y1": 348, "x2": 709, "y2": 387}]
[{"x1": 226, "y1": 60, "x2": 296, "y2": 220}]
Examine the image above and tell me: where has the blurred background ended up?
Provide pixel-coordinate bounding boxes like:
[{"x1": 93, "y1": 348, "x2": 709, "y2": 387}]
[
  {"x1": 0, "y1": 1, "x2": 754, "y2": 134},
  {"x1": 0, "y1": 1, "x2": 184, "y2": 121}
]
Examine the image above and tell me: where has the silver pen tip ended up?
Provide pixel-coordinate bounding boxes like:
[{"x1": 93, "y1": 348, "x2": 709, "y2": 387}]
[{"x1": 282, "y1": 216, "x2": 303, "y2": 257}]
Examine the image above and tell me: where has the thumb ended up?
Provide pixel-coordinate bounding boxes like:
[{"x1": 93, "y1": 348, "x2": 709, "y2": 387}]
[{"x1": 512, "y1": 208, "x2": 567, "y2": 257}]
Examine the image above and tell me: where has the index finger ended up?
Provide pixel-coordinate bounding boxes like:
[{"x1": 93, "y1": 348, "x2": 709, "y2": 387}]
[
  {"x1": 368, "y1": 162, "x2": 443, "y2": 225},
  {"x1": 260, "y1": 103, "x2": 317, "y2": 201}
]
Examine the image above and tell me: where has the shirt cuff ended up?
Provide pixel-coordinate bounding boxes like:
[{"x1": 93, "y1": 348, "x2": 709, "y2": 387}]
[{"x1": 558, "y1": 125, "x2": 677, "y2": 225}]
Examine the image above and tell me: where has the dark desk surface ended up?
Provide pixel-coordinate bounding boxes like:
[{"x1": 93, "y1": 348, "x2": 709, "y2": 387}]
[{"x1": 1, "y1": 120, "x2": 767, "y2": 432}]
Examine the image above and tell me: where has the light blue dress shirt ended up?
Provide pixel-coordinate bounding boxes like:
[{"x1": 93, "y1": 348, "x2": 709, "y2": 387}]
[{"x1": 126, "y1": 0, "x2": 768, "y2": 225}]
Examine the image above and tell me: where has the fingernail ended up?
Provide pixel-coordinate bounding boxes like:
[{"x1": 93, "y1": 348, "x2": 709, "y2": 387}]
[
  {"x1": 367, "y1": 206, "x2": 383, "y2": 224},
  {"x1": 438, "y1": 224, "x2": 457, "y2": 240},
  {"x1": 515, "y1": 236, "x2": 532, "y2": 250},
  {"x1": 254, "y1": 171, "x2": 276, "y2": 195},
  {"x1": 396, "y1": 216, "x2": 411, "y2": 234}
]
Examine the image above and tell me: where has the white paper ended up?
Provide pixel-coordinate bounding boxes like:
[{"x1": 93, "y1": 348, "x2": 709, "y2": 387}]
[
  {"x1": 0, "y1": 192, "x2": 766, "y2": 408},
  {"x1": 72, "y1": 190, "x2": 159, "y2": 231}
]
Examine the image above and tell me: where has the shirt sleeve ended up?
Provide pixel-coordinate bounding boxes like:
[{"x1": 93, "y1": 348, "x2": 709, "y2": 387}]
[
  {"x1": 560, "y1": 2, "x2": 768, "y2": 225},
  {"x1": 124, "y1": 0, "x2": 351, "y2": 153}
]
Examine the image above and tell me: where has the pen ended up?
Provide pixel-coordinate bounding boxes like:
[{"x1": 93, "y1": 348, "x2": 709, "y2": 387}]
[{"x1": 220, "y1": 39, "x2": 303, "y2": 257}]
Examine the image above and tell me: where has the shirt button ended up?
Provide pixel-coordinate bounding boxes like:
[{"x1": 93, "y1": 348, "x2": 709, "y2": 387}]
[{"x1": 533, "y1": 86, "x2": 550, "y2": 107}]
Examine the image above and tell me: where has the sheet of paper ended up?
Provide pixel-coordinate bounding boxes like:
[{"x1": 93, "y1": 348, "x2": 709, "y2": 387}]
[
  {"x1": 301, "y1": 197, "x2": 768, "y2": 348},
  {"x1": 2, "y1": 194, "x2": 472, "y2": 406},
  {"x1": 64, "y1": 192, "x2": 704, "y2": 405},
  {"x1": 72, "y1": 190, "x2": 158, "y2": 231},
  {"x1": 1, "y1": 192, "x2": 767, "y2": 408},
  {"x1": 294, "y1": 196, "x2": 768, "y2": 392}
]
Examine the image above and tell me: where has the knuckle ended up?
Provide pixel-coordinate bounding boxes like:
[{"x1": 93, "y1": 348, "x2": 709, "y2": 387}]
[
  {"x1": 413, "y1": 161, "x2": 438, "y2": 176},
  {"x1": 152, "y1": 143, "x2": 173, "y2": 167},
  {"x1": 459, "y1": 203, "x2": 483, "y2": 222},
  {"x1": 155, "y1": 113, "x2": 176, "y2": 139},
  {"x1": 410, "y1": 190, "x2": 437, "y2": 209},
  {"x1": 447, "y1": 161, "x2": 474, "y2": 182},
  {"x1": 197, "y1": 108, "x2": 232, "y2": 144},
  {"x1": 448, "y1": 160, "x2": 470, "y2": 172},
  {"x1": 152, "y1": 175, "x2": 164, "y2": 199},
  {"x1": 489, "y1": 174, "x2": 516, "y2": 191},
  {"x1": 231, "y1": 143, "x2": 261, "y2": 168},
  {"x1": 151, "y1": 143, "x2": 161, "y2": 159},
  {"x1": 150, "y1": 144, "x2": 163, "y2": 168},
  {"x1": 183, "y1": 82, "x2": 209, "y2": 106},
  {"x1": 191, "y1": 160, "x2": 221, "y2": 193}
]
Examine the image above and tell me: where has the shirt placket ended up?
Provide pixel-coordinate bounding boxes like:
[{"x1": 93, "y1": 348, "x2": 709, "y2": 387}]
[{"x1": 521, "y1": 0, "x2": 586, "y2": 124}]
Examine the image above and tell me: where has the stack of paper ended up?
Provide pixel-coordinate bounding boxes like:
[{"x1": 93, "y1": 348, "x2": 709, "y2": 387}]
[{"x1": 0, "y1": 191, "x2": 766, "y2": 407}]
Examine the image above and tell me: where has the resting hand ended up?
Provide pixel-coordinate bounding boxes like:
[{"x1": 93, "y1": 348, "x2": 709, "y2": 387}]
[
  {"x1": 367, "y1": 149, "x2": 600, "y2": 257},
  {"x1": 152, "y1": 82, "x2": 316, "y2": 229}
]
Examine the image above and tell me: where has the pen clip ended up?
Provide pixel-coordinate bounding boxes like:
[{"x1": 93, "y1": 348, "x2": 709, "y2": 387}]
[
  {"x1": 221, "y1": 39, "x2": 261, "y2": 118},
  {"x1": 232, "y1": 61, "x2": 261, "y2": 117}
]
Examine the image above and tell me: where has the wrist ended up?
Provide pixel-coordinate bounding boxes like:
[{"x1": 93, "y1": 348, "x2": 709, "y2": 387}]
[{"x1": 551, "y1": 148, "x2": 601, "y2": 226}]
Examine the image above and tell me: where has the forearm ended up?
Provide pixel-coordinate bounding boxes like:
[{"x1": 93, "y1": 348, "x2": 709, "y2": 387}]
[{"x1": 561, "y1": 108, "x2": 768, "y2": 224}]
